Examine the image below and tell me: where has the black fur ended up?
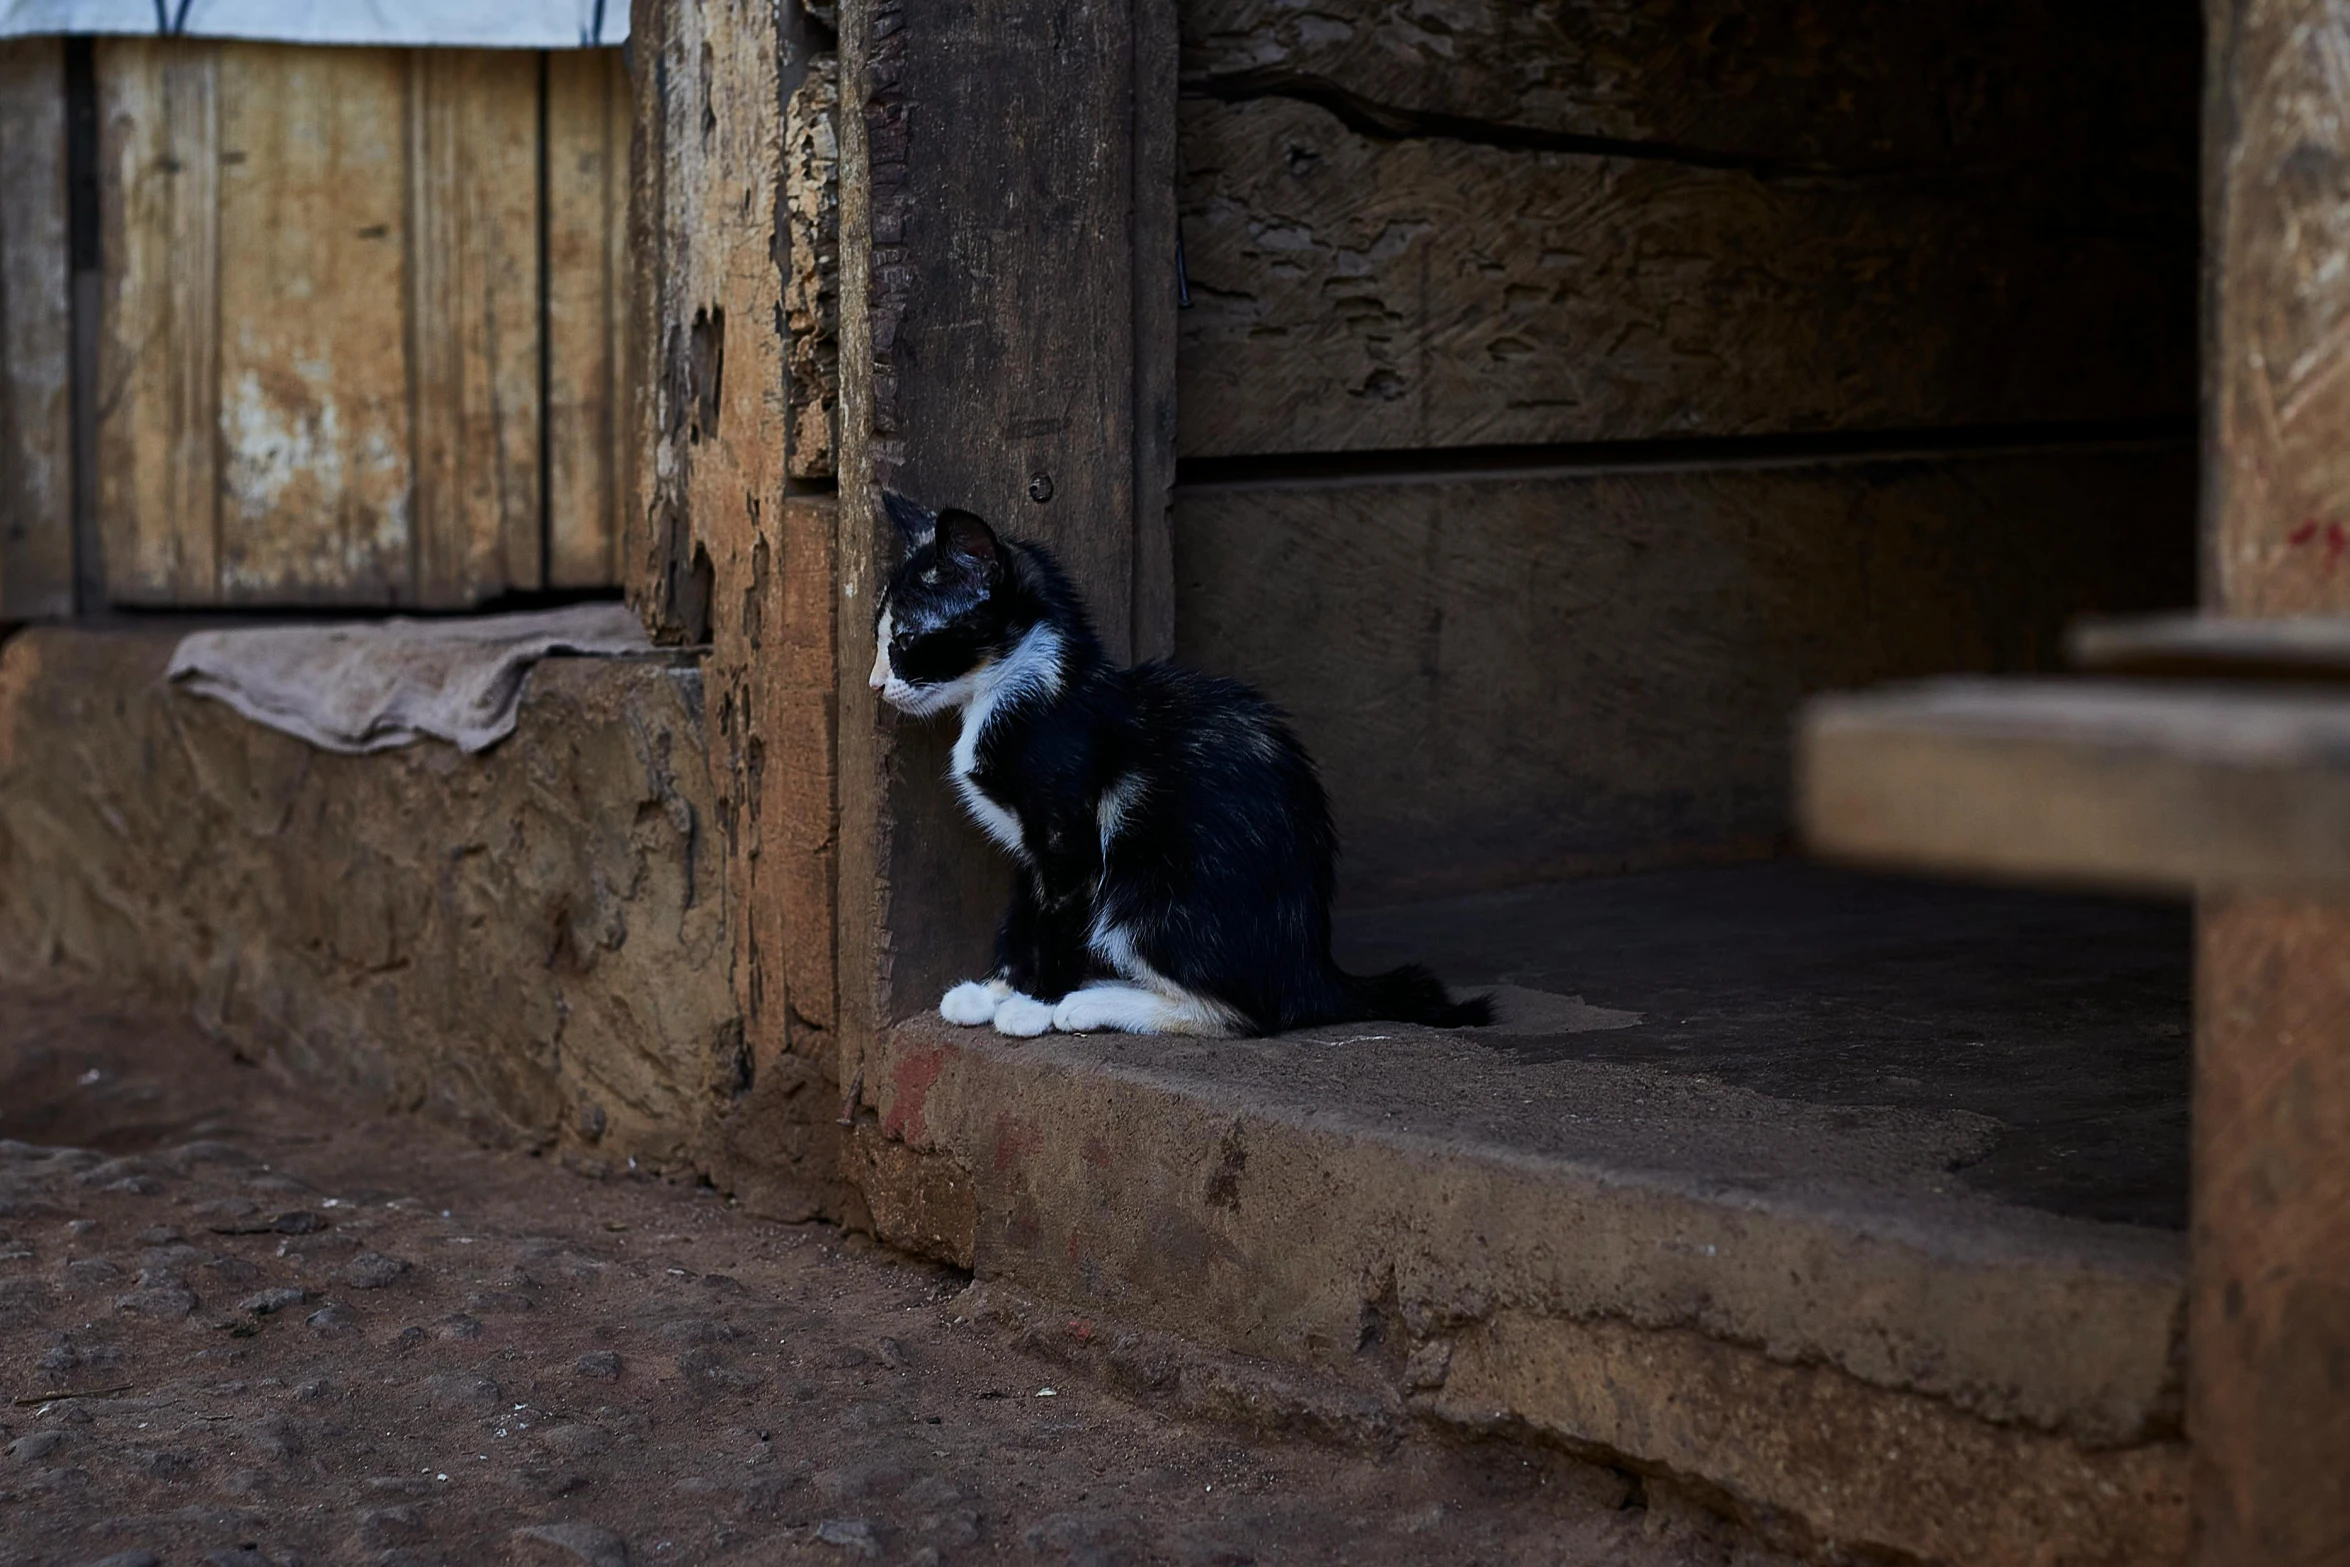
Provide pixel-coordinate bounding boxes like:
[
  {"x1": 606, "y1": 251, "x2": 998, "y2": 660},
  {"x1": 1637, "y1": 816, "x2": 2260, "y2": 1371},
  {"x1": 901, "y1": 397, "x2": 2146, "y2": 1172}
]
[{"x1": 874, "y1": 492, "x2": 1491, "y2": 1036}]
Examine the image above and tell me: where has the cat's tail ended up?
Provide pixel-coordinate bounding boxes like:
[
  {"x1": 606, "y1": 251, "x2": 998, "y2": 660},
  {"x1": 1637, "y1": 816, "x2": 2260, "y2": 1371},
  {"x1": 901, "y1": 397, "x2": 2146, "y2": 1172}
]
[{"x1": 1345, "y1": 963, "x2": 1494, "y2": 1029}]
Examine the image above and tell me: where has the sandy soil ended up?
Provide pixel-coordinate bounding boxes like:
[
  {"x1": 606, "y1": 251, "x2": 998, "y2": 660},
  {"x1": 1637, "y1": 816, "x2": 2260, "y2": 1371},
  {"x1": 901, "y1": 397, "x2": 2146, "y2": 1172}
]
[{"x1": 0, "y1": 985, "x2": 1782, "y2": 1567}]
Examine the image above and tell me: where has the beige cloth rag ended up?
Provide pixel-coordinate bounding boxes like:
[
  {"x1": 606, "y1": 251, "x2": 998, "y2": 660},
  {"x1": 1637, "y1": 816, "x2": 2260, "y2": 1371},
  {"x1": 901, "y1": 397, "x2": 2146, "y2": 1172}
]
[{"x1": 166, "y1": 602, "x2": 654, "y2": 755}]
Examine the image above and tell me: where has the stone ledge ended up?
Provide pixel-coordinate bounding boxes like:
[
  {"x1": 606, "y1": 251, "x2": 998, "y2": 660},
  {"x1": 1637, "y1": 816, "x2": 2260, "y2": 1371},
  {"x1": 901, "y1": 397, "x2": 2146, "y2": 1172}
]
[{"x1": 852, "y1": 1014, "x2": 2187, "y2": 1566}]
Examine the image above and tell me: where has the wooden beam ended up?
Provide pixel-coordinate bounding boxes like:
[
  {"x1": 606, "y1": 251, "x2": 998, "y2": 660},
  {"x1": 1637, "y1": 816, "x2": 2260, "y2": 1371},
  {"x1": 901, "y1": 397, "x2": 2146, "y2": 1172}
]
[
  {"x1": 836, "y1": 0, "x2": 1177, "y2": 1077},
  {"x1": 0, "y1": 38, "x2": 72, "y2": 622},
  {"x1": 1800, "y1": 678, "x2": 2350, "y2": 894}
]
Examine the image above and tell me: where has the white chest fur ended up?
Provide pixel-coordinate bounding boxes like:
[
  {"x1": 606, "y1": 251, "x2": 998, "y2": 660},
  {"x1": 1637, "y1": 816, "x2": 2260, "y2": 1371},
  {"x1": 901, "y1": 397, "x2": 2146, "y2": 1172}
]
[{"x1": 949, "y1": 624, "x2": 1063, "y2": 859}]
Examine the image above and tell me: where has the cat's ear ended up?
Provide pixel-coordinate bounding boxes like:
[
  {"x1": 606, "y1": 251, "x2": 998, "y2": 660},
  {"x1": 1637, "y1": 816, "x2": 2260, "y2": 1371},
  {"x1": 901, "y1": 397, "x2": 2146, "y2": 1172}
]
[
  {"x1": 881, "y1": 490, "x2": 937, "y2": 552},
  {"x1": 936, "y1": 508, "x2": 1004, "y2": 587}
]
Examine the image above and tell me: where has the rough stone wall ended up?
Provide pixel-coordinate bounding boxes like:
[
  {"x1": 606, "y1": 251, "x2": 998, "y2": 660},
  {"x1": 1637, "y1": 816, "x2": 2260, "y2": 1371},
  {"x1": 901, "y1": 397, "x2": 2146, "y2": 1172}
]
[{"x1": 0, "y1": 628, "x2": 840, "y2": 1218}]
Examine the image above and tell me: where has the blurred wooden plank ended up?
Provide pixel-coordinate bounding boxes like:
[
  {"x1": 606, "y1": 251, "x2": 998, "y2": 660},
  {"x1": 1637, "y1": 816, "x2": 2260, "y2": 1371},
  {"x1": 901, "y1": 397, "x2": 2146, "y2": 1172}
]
[
  {"x1": 1799, "y1": 679, "x2": 2350, "y2": 894},
  {"x1": 2071, "y1": 613, "x2": 2350, "y2": 682},
  {"x1": 0, "y1": 38, "x2": 73, "y2": 621},
  {"x1": 408, "y1": 48, "x2": 542, "y2": 606},
  {"x1": 212, "y1": 44, "x2": 411, "y2": 604},
  {"x1": 94, "y1": 36, "x2": 219, "y2": 605},
  {"x1": 545, "y1": 46, "x2": 626, "y2": 589}
]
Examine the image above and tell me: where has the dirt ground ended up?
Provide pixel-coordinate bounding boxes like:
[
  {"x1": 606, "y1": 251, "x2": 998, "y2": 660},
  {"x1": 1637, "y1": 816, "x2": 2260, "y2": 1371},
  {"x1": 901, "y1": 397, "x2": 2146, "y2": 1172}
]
[{"x1": 0, "y1": 985, "x2": 1784, "y2": 1567}]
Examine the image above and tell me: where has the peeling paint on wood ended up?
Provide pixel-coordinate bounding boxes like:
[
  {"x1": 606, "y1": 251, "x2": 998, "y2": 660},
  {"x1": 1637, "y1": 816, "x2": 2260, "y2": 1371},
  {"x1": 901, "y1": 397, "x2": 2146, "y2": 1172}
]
[
  {"x1": 93, "y1": 40, "x2": 629, "y2": 609},
  {"x1": 784, "y1": 53, "x2": 838, "y2": 482}
]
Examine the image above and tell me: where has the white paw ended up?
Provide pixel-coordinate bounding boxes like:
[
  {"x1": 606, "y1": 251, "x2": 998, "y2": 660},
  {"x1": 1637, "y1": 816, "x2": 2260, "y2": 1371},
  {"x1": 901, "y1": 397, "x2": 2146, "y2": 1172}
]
[
  {"x1": 939, "y1": 980, "x2": 1000, "y2": 1026},
  {"x1": 1051, "y1": 992, "x2": 1118, "y2": 1033},
  {"x1": 991, "y1": 994, "x2": 1054, "y2": 1038}
]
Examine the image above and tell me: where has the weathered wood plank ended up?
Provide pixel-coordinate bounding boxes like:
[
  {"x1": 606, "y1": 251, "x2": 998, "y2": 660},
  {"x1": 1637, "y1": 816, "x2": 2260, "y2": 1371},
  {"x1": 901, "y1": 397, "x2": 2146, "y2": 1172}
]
[
  {"x1": 2070, "y1": 612, "x2": 2350, "y2": 681},
  {"x1": 1177, "y1": 445, "x2": 2195, "y2": 905},
  {"x1": 1131, "y1": 1, "x2": 1178, "y2": 662},
  {"x1": 2208, "y1": 0, "x2": 2350, "y2": 616},
  {"x1": 634, "y1": 0, "x2": 847, "y2": 1131},
  {"x1": 1181, "y1": 0, "x2": 2200, "y2": 178},
  {"x1": 212, "y1": 44, "x2": 412, "y2": 603},
  {"x1": 0, "y1": 38, "x2": 73, "y2": 621},
  {"x1": 95, "y1": 37, "x2": 220, "y2": 605},
  {"x1": 1801, "y1": 680, "x2": 2350, "y2": 893},
  {"x1": 774, "y1": 493, "x2": 837, "y2": 1031},
  {"x1": 782, "y1": 52, "x2": 837, "y2": 484},
  {"x1": 625, "y1": 0, "x2": 710, "y2": 645},
  {"x1": 408, "y1": 48, "x2": 543, "y2": 606},
  {"x1": 1178, "y1": 95, "x2": 2196, "y2": 457},
  {"x1": 2193, "y1": 896, "x2": 2350, "y2": 1565},
  {"x1": 546, "y1": 46, "x2": 628, "y2": 589},
  {"x1": 2198, "y1": 7, "x2": 2350, "y2": 1558}
]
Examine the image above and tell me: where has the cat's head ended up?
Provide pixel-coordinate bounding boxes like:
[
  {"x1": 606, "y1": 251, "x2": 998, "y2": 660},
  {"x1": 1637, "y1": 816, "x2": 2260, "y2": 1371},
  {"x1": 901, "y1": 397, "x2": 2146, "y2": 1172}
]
[{"x1": 868, "y1": 491, "x2": 1018, "y2": 716}]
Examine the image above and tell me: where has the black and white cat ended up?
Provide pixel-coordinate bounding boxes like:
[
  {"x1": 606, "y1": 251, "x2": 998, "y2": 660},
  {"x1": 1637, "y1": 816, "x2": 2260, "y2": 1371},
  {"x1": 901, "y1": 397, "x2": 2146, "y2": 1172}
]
[{"x1": 868, "y1": 491, "x2": 1490, "y2": 1039}]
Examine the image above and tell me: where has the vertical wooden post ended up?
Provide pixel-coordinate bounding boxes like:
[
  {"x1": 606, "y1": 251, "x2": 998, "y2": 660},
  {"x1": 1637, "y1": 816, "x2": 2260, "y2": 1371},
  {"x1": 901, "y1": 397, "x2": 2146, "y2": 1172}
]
[
  {"x1": 629, "y1": 0, "x2": 845, "y2": 1211},
  {"x1": 833, "y1": 0, "x2": 1177, "y2": 1086},
  {"x1": 2199, "y1": 1, "x2": 2350, "y2": 1557}
]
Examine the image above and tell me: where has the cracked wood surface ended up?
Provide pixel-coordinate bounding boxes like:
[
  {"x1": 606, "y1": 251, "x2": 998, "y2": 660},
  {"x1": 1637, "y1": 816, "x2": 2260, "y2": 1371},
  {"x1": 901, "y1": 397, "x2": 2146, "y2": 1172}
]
[{"x1": 1180, "y1": 109, "x2": 2195, "y2": 455}]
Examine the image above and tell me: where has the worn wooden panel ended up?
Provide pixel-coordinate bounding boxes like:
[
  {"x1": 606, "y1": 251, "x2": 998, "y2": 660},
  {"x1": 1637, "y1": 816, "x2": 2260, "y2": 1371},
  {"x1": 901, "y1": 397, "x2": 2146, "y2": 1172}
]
[
  {"x1": 1179, "y1": 95, "x2": 2197, "y2": 457},
  {"x1": 2193, "y1": 896, "x2": 2350, "y2": 1566},
  {"x1": 1175, "y1": 445, "x2": 2196, "y2": 904},
  {"x1": 96, "y1": 37, "x2": 220, "y2": 604},
  {"x1": 1182, "y1": 0, "x2": 2201, "y2": 178},
  {"x1": 408, "y1": 49, "x2": 543, "y2": 605},
  {"x1": 213, "y1": 45, "x2": 412, "y2": 602},
  {"x1": 0, "y1": 38, "x2": 72, "y2": 621},
  {"x1": 547, "y1": 46, "x2": 629, "y2": 589}
]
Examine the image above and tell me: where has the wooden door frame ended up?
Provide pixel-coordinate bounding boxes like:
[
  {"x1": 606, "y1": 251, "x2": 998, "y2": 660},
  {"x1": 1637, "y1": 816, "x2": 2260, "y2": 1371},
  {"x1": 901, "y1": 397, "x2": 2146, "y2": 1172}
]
[{"x1": 832, "y1": 0, "x2": 1178, "y2": 1095}]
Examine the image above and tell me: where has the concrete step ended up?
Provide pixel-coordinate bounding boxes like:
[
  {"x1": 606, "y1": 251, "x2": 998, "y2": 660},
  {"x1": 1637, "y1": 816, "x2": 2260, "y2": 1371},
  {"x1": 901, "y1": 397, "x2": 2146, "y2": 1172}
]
[{"x1": 855, "y1": 866, "x2": 2190, "y2": 1566}]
